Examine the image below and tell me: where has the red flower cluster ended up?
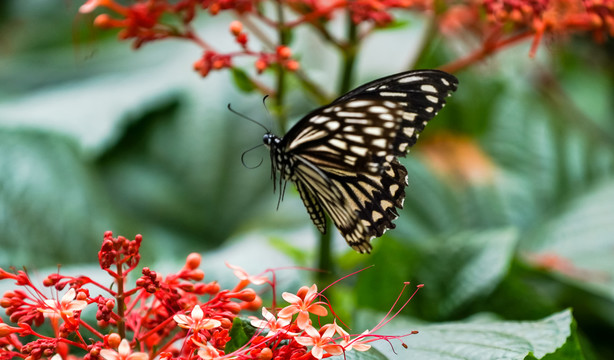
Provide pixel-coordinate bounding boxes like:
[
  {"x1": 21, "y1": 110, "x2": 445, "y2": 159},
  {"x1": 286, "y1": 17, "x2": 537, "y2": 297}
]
[
  {"x1": 481, "y1": 0, "x2": 614, "y2": 55},
  {"x1": 1, "y1": 231, "x2": 421, "y2": 360}
]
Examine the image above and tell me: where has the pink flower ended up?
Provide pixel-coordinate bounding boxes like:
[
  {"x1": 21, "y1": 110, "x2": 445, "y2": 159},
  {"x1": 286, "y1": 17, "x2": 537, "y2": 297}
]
[
  {"x1": 278, "y1": 284, "x2": 328, "y2": 329},
  {"x1": 38, "y1": 288, "x2": 87, "y2": 323},
  {"x1": 225, "y1": 262, "x2": 269, "y2": 285},
  {"x1": 295, "y1": 325, "x2": 343, "y2": 359},
  {"x1": 321, "y1": 319, "x2": 349, "y2": 341},
  {"x1": 100, "y1": 339, "x2": 149, "y2": 360},
  {"x1": 249, "y1": 307, "x2": 297, "y2": 337},
  {"x1": 173, "y1": 305, "x2": 222, "y2": 332},
  {"x1": 192, "y1": 339, "x2": 221, "y2": 360},
  {"x1": 79, "y1": 0, "x2": 127, "y2": 15},
  {"x1": 341, "y1": 330, "x2": 372, "y2": 352}
]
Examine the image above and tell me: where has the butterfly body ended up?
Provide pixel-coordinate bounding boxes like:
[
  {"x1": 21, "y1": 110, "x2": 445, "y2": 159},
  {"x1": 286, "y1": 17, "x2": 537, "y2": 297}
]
[{"x1": 263, "y1": 70, "x2": 458, "y2": 253}]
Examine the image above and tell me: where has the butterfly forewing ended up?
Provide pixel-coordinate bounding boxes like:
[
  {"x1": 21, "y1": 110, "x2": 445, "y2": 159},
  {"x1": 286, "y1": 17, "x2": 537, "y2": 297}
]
[{"x1": 266, "y1": 70, "x2": 458, "y2": 253}]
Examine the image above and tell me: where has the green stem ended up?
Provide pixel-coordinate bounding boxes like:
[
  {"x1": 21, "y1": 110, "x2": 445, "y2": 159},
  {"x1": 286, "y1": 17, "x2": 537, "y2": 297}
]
[
  {"x1": 275, "y1": 0, "x2": 289, "y2": 133},
  {"x1": 338, "y1": 12, "x2": 358, "y2": 94},
  {"x1": 316, "y1": 221, "x2": 333, "y2": 285},
  {"x1": 316, "y1": 12, "x2": 359, "y2": 285},
  {"x1": 116, "y1": 263, "x2": 126, "y2": 339}
]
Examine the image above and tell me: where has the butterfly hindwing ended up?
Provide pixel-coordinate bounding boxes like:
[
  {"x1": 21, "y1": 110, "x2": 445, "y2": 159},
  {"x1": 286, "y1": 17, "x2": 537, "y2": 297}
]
[{"x1": 264, "y1": 70, "x2": 458, "y2": 253}]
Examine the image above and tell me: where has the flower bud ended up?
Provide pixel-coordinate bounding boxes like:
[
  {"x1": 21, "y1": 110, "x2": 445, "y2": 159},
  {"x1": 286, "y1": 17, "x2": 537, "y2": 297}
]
[
  {"x1": 277, "y1": 45, "x2": 292, "y2": 59},
  {"x1": 185, "y1": 253, "x2": 201, "y2": 270},
  {"x1": 223, "y1": 301, "x2": 242, "y2": 314},
  {"x1": 241, "y1": 295, "x2": 262, "y2": 311},
  {"x1": 229, "y1": 20, "x2": 243, "y2": 36},
  {"x1": 257, "y1": 347, "x2": 273, "y2": 360},
  {"x1": 255, "y1": 59, "x2": 268, "y2": 73},
  {"x1": 234, "y1": 288, "x2": 256, "y2": 302},
  {"x1": 189, "y1": 269, "x2": 205, "y2": 281},
  {"x1": 285, "y1": 60, "x2": 300, "y2": 72},
  {"x1": 107, "y1": 333, "x2": 121, "y2": 348}
]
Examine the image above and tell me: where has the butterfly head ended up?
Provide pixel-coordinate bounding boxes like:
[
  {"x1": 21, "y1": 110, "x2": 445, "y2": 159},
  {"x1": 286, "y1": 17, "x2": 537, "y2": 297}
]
[{"x1": 262, "y1": 133, "x2": 281, "y2": 149}]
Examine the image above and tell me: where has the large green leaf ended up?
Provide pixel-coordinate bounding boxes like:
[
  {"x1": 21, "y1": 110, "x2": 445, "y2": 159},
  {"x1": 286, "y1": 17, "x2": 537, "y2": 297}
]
[
  {"x1": 0, "y1": 129, "x2": 113, "y2": 267},
  {"x1": 355, "y1": 228, "x2": 517, "y2": 319},
  {"x1": 522, "y1": 180, "x2": 614, "y2": 299},
  {"x1": 356, "y1": 309, "x2": 580, "y2": 360}
]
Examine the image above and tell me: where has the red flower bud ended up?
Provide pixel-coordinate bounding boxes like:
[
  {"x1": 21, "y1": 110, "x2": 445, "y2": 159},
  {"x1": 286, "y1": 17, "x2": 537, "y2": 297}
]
[
  {"x1": 185, "y1": 253, "x2": 201, "y2": 270},
  {"x1": 255, "y1": 58, "x2": 268, "y2": 73},
  {"x1": 285, "y1": 60, "x2": 300, "y2": 72},
  {"x1": 229, "y1": 20, "x2": 243, "y2": 36},
  {"x1": 189, "y1": 269, "x2": 205, "y2": 281},
  {"x1": 277, "y1": 45, "x2": 292, "y2": 59}
]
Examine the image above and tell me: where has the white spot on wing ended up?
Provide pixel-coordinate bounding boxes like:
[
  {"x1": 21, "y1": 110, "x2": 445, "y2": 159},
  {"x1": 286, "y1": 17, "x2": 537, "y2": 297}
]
[
  {"x1": 372, "y1": 138, "x2": 387, "y2": 148},
  {"x1": 325, "y1": 121, "x2": 340, "y2": 130},
  {"x1": 346, "y1": 100, "x2": 373, "y2": 108},
  {"x1": 364, "y1": 127, "x2": 384, "y2": 136},
  {"x1": 403, "y1": 112, "x2": 417, "y2": 121},
  {"x1": 368, "y1": 106, "x2": 388, "y2": 114},
  {"x1": 421, "y1": 84, "x2": 437, "y2": 93},
  {"x1": 380, "y1": 92, "x2": 407, "y2": 97},
  {"x1": 330, "y1": 138, "x2": 348, "y2": 150},
  {"x1": 337, "y1": 111, "x2": 365, "y2": 117},
  {"x1": 350, "y1": 146, "x2": 368, "y2": 156},
  {"x1": 310, "y1": 115, "x2": 330, "y2": 124},
  {"x1": 379, "y1": 113, "x2": 394, "y2": 121},
  {"x1": 398, "y1": 75, "x2": 423, "y2": 83},
  {"x1": 345, "y1": 134, "x2": 364, "y2": 143},
  {"x1": 426, "y1": 95, "x2": 439, "y2": 103}
]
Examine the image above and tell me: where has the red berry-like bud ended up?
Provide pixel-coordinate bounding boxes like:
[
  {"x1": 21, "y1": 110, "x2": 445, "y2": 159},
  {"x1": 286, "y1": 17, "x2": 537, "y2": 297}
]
[
  {"x1": 205, "y1": 281, "x2": 220, "y2": 294},
  {"x1": 285, "y1": 60, "x2": 300, "y2": 72},
  {"x1": 255, "y1": 59, "x2": 268, "y2": 73},
  {"x1": 236, "y1": 33, "x2": 248, "y2": 46},
  {"x1": 277, "y1": 45, "x2": 292, "y2": 59},
  {"x1": 235, "y1": 288, "x2": 256, "y2": 302},
  {"x1": 241, "y1": 295, "x2": 262, "y2": 311},
  {"x1": 108, "y1": 333, "x2": 121, "y2": 348},
  {"x1": 185, "y1": 253, "x2": 201, "y2": 270},
  {"x1": 219, "y1": 317, "x2": 233, "y2": 328},
  {"x1": 257, "y1": 347, "x2": 273, "y2": 360},
  {"x1": 224, "y1": 301, "x2": 242, "y2": 314},
  {"x1": 97, "y1": 320, "x2": 109, "y2": 328},
  {"x1": 106, "y1": 299, "x2": 115, "y2": 310},
  {"x1": 189, "y1": 269, "x2": 205, "y2": 281},
  {"x1": 229, "y1": 20, "x2": 243, "y2": 36}
]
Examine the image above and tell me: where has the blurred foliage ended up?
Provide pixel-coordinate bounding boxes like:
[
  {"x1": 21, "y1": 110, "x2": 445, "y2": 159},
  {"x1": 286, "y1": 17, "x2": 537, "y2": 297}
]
[{"x1": 1, "y1": 1, "x2": 614, "y2": 359}]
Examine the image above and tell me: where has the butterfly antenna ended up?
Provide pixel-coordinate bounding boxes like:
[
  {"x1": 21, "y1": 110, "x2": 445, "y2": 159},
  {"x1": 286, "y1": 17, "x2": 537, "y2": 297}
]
[
  {"x1": 261, "y1": 95, "x2": 274, "y2": 130},
  {"x1": 241, "y1": 144, "x2": 265, "y2": 169},
  {"x1": 228, "y1": 103, "x2": 271, "y2": 133}
]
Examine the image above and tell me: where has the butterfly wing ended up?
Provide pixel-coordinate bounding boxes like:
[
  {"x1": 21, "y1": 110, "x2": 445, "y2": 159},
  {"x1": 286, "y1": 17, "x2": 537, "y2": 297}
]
[{"x1": 280, "y1": 70, "x2": 458, "y2": 252}]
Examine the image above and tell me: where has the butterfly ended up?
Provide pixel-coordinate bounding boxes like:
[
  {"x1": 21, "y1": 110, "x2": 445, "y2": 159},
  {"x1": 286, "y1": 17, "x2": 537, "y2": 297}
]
[{"x1": 262, "y1": 69, "x2": 458, "y2": 253}]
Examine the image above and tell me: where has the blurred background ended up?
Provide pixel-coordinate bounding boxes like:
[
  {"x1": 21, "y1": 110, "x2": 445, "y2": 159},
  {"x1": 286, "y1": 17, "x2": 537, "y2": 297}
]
[{"x1": 1, "y1": 0, "x2": 614, "y2": 358}]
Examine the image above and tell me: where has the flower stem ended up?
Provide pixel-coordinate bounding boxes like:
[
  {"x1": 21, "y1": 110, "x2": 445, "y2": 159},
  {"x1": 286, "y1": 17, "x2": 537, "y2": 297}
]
[
  {"x1": 317, "y1": 11, "x2": 358, "y2": 283},
  {"x1": 275, "y1": 0, "x2": 289, "y2": 133},
  {"x1": 116, "y1": 261, "x2": 126, "y2": 339},
  {"x1": 338, "y1": 11, "x2": 358, "y2": 94}
]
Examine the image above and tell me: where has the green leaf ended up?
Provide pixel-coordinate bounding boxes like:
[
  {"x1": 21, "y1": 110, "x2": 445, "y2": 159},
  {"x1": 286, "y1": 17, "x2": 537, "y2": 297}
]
[
  {"x1": 538, "y1": 318, "x2": 585, "y2": 360},
  {"x1": 226, "y1": 317, "x2": 255, "y2": 353},
  {"x1": 357, "y1": 309, "x2": 577, "y2": 360},
  {"x1": 0, "y1": 128, "x2": 114, "y2": 268},
  {"x1": 373, "y1": 19, "x2": 410, "y2": 31},
  {"x1": 330, "y1": 347, "x2": 389, "y2": 360},
  {"x1": 231, "y1": 68, "x2": 256, "y2": 93},
  {"x1": 356, "y1": 228, "x2": 517, "y2": 319}
]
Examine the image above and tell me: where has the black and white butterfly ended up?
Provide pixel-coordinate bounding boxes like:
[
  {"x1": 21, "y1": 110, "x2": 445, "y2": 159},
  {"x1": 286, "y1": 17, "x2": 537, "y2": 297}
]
[{"x1": 261, "y1": 70, "x2": 458, "y2": 253}]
